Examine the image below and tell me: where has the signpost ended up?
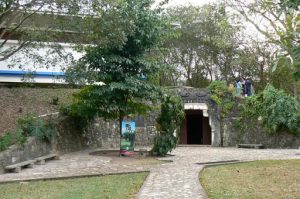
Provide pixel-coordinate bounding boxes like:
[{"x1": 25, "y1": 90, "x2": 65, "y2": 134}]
[{"x1": 120, "y1": 120, "x2": 136, "y2": 156}]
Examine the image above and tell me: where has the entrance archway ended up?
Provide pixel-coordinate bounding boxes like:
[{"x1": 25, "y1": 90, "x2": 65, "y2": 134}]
[{"x1": 180, "y1": 103, "x2": 212, "y2": 145}]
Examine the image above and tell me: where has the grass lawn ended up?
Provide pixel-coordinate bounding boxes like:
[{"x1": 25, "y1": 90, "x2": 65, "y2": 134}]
[
  {"x1": 200, "y1": 159, "x2": 300, "y2": 199},
  {"x1": 0, "y1": 172, "x2": 148, "y2": 199}
]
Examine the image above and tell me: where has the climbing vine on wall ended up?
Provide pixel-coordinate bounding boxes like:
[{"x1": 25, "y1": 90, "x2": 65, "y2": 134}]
[{"x1": 208, "y1": 81, "x2": 234, "y2": 146}]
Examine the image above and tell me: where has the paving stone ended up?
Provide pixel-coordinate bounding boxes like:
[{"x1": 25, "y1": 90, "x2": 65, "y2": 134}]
[
  {"x1": 136, "y1": 147, "x2": 300, "y2": 199},
  {"x1": 0, "y1": 147, "x2": 299, "y2": 199}
]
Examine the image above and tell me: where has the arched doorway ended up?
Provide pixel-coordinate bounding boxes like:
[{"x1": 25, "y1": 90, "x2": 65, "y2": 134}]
[{"x1": 180, "y1": 103, "x2": 212, "y2": 145}]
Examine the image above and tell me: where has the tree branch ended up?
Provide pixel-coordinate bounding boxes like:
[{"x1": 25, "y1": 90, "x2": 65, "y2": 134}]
[{"x1": 0, "y1": 41, "x2": 30, "y2": 61}]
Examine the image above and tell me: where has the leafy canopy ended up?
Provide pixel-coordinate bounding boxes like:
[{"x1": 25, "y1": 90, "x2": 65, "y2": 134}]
[{"x1": 66, "y1": 0, "x2": 170, "y2": 125}]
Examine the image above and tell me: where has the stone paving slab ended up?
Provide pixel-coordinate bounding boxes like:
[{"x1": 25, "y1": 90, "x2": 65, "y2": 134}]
[
  {"x1": 0, "y1": 147, "x2": 299, "y2": 199},
  {"x1": 0, "y1": 149, "x2": 156, "y2": 183},
  {"x1": 136, "y1": 147, "x2": 300, "y2": 199}
]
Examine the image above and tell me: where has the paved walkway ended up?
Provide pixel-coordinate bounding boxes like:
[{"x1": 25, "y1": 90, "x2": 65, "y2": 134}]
[
  {"x1": 0, "y1": 147, "x2": 299, "y2": 199},
  {"x1": 0, "y1": 149, "x2": 155, "y2": 183},
  {"x1": 136, "y1": 147, "x2": 300, "y2": 199}
]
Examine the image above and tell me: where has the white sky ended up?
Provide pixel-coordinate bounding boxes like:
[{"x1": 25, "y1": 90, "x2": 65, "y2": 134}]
[
  {"x1": 165, "y1": 0, "x2": 217, "y2": 7},
  {"x1": 156, "y1": 0, "x2": 264, "y2": 42}
]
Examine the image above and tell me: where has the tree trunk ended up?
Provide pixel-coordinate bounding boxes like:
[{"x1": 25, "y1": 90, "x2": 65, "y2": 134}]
[
  {"x1": 219, "y1": 117, "x2": 224, "y2": 147},
  {"x1": 119, "y1": 115, "x2": 123, "y2": 156}
]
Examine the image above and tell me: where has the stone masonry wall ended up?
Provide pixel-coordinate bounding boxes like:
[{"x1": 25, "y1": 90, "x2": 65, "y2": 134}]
[
  {"x1": 84, "y1": 115, "x2": 157, "y2": 149},
  {"x1": 0, "y1": 114, "x2": 157, "y2": 173},
  {"x1": 223, "y1": 117, "x2": 300, "y2": 149},
  {"x1": 56, "y1": 114, "x2": 157, "y2": 152},
  {"x1": 172, "y1": 87, "x2": 221, "y2": 146},
  {"x1": 0, "y1": 86, "x2": 78, "y2": 136},
  {"x1": 0, "y1": 137, "x2": 54, "y2": 174}
]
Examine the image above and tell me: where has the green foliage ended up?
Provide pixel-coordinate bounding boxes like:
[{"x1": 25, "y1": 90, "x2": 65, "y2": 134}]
[
  {"x1": 281, "y1": 0, "x2": 299, "y2": 10},
  {"x1": 65, "y1": 0, "x2": 169, "y2": 137},
  {"x1": 227, "y1": 0, "x2": 299, "y2": 95},
  {"x1": 0, "y1": 133, "x2": 13, "y2": 151},
  {"x1": 14, "y1": 128, "x2": 26, "y2": 148},
  {"x1": 269, "y1": 63, "x2": 300, "y2": 95},
  {"x1": 59, "y1": 104, "x2": 93, "y2": 131},
  {"x1": 244, "y1": 85, "x2": 300, "y2": 135},
  {"x1": 17, "y1": 114, "x2": 57, "y2": 142},
  {"x1": 160, "y1": 4, "x2": 247, "y2": 86},
  {"x1": 17, "y1": 114, "x2": 36, "y2": 135},
  {"x1": 292, "y1": 41, "x2": 300, "y2": 81},
  {"x1": 152, "y1": 95, "x2": 184, "y2": 156},
  {"x1": 208, "y1": 81, "x2": 234, "y2": 146},
  {"x1": 0, "y1": 114, "x2": 57, "y2": 152},
  {"x1": 208, "y1": 81, "x2": 234, "y2": 116},
  {"x1": 152, "y1": 133, "x2": 177, "y2": 157}
]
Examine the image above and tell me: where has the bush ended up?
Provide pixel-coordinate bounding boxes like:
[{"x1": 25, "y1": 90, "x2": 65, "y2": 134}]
[
  {"x1": 14, "y1": 128, "x2": 26, "y2": 148},
  {"x1": 59, "y1": 104, "x2": 93, "y2": 131},
  {"x1": 0, "y1": 133, "x2": 13, "y2": 151},
  {"x1": 152, "y1": 134, "x2": 177, "y2": 156},
  {"x1": 244, "y1": 85, "x2": 300, "y2": 135},
  {"x1": 0, "y1": 114, "x2": 57, "y2": 152},
  {"x1": 152, "y1": 95, "x2": 184, "y2": 156},
  {"x1": 17, "y1": 114, "x2": 57, "y2": 142}
]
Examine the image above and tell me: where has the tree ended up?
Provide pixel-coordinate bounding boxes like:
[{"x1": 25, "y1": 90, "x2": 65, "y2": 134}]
[
  {"x1": 159, "y1": 4, "x2": 258, "y2": 88},
  {"x1": 0, "y1": 0, "x2": 137, "y2": 70},
  {"x1": 282, "y1": 0, "x2": 300, "y2": 9},
  {"x1": 227, "y1": 0, "x2": 300, "y2": 95},
  {"x1": 66, "y1": 0, "x2": 170, "y2": 151},
  {"x1": 0, "y1": 0, "x2": 65, "y2": 62}
]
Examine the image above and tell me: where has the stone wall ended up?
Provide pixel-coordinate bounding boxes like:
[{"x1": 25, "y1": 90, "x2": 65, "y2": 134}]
[
  {"x1": 0, "y1": 137, "x2": 54, "y2": 174},
  {"x1": 0, "y1": 84, "x2": 157, "y2": 174},
  {"x1": 0, "y1": 113, "x2": 157, "y2": 173},
  {"x1": 0, "y1": 86, "x2": 77, "y2": 136},
  {"x1": 171, "y1": 87, "x2": 221, "y2": 146},
  {"x1": 223, "y1": 117, "x2": 300, "y2": 149},
  {"x1": 55, "y1": 114, "x2": 157, "y2": 152}
]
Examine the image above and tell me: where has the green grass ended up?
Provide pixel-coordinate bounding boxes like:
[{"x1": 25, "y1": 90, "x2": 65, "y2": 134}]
[
  {"x1": 200, "y1": 159, "x2": 300, "y2": 199},
  {"x1": 0, "y1": 172, "x2": 148, "y2": 199}
]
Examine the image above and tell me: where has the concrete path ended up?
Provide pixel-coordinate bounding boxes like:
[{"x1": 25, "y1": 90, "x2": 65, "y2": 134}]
[
  {"x1": 0, "y1": 149, "x2": 154, "y2": 183},
  {"x1": 0, "y1": 147, "x2": 299, "y2": 199},
  {"x1": 136, "y1": 147, "x2": 300, "y2": 199}
]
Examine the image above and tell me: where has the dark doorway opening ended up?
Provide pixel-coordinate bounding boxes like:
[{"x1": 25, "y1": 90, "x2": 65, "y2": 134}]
[
  {"x1": 187, "y1": 113, "x2": 202, "y2": 144},
  {"x1": 180, "y1": 110, "x2": 211, "y2": 145}
]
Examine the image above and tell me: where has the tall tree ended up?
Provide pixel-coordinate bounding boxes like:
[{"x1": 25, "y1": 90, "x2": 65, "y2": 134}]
[
  {"x1": 66, "y1": 0, "x2": 170, "y2": 150},
  {"x1": 159, "y1": 4, "x2": 258, "y2": 87},
  {"x1": 227, "y1": 0, "x2": 300, "y2": 95}
]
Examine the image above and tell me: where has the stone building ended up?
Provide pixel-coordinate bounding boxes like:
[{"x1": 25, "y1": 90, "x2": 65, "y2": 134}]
[{"x1": 171, "y1": 87, "x2": 220, "y2": 146}]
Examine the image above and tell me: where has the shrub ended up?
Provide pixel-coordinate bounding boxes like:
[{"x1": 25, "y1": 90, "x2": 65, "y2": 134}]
[
  {"x1": 152, "y1": 95, "x2": 184, "y2": 156},
  {"x1": 59, "y1": 104, "x2": 93, "y2": 131},
  {"x1": 0, "y1": 133, "x2": 13, "y2": 151},
  {"x1": 14, "y1": 128, "x2": 26, "y2": 148},
  {"x1": 244, "y1": 85, "x2": 300, "y2": 135},
  {"x1": 0, "y1": 114, "x2": 57, "y2": 152},
  {"x1": 17, "y1": 114, "x2": 57, "y2": 142}
]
